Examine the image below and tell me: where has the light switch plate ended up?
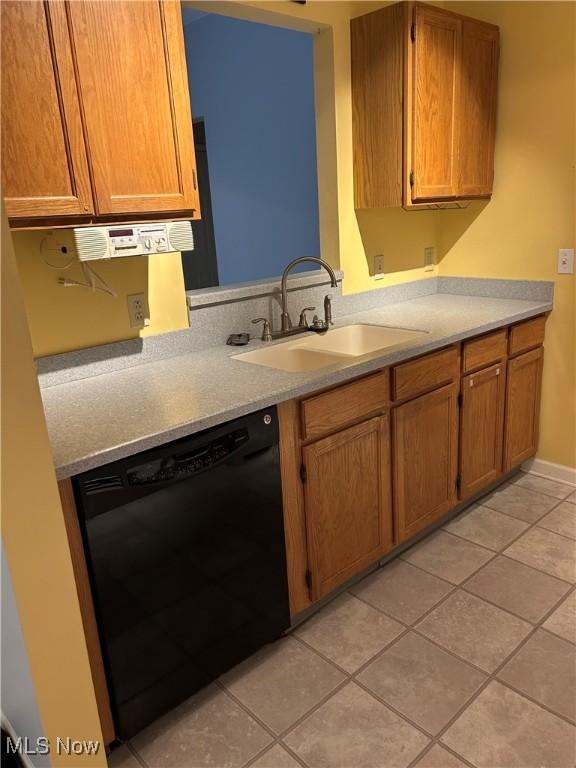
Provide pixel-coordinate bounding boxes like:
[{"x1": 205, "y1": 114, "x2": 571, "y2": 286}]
[
  {"x1": 558, "y1": 248, "x2": 574, "y2": 274},
  {"x1": 374, "y1": 254, "x2": 385, "y2": 279},
  {"x1": 424, "y1": 246, "x2": 436, "y2": 271}
]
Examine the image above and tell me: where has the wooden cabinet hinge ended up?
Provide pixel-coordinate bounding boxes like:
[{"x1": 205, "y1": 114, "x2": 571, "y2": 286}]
[
  {"x1": 409, "y1": 170, "x2": 415, "y2": 187},
  {"x1": 305, "y1": 569, "x2": 312, "y2": 591},
  {"x1": 410, "y1": 22, "x2": 416, "y2": 43},
  {"x1": 300, "y1": 463, "x2": 307, "y2": 484}
]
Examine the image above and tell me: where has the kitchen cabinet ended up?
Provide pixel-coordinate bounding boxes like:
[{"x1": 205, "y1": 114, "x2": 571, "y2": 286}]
[
  {"x1": 393, "y1": 382, "x2": 459, "y2": 542},
  {"x1": 1, "y1": 0, "x2": 199, "y2": 224},
  {"x1": 504, "y1": 347, "x2": 544, "y2": 470},
  {"x1": 1, "y1": 1, "x2": 94, "y2": 219},
  {"x1": 279, "y1": 317, "x2": 546, "y2": 617},
  {"x1": 351, "y1": 2, "x2": 499, "y2": 208},
  {"x1": 459, "y1": 363, "x2": 506, "y2": 499},
  {"x1": 302, "y1": 415, "x2": 393, "y2": 600}
]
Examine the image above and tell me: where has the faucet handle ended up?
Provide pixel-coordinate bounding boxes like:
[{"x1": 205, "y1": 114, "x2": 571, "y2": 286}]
[
  {"x1": 299, "y1": 307, "x2": 316, "y2": 328},
  {"x1": 252, "y1": 317, "x2": 273, "y2": 342}
]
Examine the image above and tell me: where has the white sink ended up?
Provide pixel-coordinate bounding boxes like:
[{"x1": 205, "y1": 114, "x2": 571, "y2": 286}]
[
  {"x1": 233, "y1": 323, "x2": 428, "y2": 373},
  {"x1": 233, "y1": 344, "x2": 348, "y2": 372},
  {"x1": 301, "y1": 324, "x2": 427, "y2": 357}
]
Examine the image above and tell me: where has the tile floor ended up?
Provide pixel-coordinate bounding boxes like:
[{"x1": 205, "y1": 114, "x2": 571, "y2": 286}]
[{"x1": 110, "y1": 472, "x2": 576, "y2": 768}]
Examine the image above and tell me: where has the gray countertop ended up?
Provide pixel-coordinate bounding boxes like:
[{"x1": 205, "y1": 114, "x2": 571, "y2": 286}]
[{"x1": 42, "y1": 292, "x2": 551, "y2": 479}]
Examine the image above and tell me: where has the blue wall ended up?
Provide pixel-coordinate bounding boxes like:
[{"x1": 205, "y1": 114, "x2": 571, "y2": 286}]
[{"x1": 182, "y1": 13, "x2": 320, "y2": 285}]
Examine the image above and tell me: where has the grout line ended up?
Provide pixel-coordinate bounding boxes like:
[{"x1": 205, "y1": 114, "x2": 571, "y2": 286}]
[
  {"x1": 534, "y1": 522, "x2": 576, "y2": 544},
  {"x1": 514, "y1": 474, "x2": 576, "y2": 501},
  {"x1": 126, "y1": 743, "x2": 148, "y2": 768},
  {"x1": 493, "y1": 678, "x2": 576, "y2": 727}
]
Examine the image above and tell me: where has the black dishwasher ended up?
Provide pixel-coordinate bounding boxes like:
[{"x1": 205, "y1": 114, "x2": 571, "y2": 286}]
[{"x1": 74, "y1": 407, "x2": 290, "y2": 739}]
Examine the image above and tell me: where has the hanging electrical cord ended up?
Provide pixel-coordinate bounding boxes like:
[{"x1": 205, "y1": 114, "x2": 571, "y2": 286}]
[{"x1": 40, "y1": 232, "x2": 117, "y2": 297}]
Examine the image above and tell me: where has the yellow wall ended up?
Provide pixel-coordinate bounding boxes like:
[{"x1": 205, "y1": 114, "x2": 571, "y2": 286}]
[
  {"x1": 1, "y1": 201, "x2": 105, "y2": 765},
  {"x1": 13, "y1": 230, "x2": 189, "y2": 357},
  {"x1": 436, "y1": 1, "x2": 575, "y2": 468},
  {"x1": 244, "y1": 0, "x2": 575, "y2": 468}
]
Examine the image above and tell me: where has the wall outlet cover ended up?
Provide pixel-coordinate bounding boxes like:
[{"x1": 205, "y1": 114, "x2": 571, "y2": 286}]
[{"x1": 127, "y1": 293, "x2": 150, "y2": 328}]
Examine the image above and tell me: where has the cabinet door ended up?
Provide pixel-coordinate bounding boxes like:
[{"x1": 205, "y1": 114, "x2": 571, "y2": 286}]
[
  {"x1": 460, "y1": 363, "x2": 506, "y2": 499},
  {"x1": 456, "y1": 20, "x2": 499, "y2": 197},
  {"x1": 303, "y1": 415, "x2": 393, "y2": 600},
  {"x1": 68, "y1": 0, "x2": 199, "y2": 216},
  {"x1": 394, "y1": 383, "x2": 459, "y2": 542},
  {"x1": 504, "y1": 348, "x2": 544, "y2": 470},
  {"x1": 1, "y1": 1, "x2": 94, "y2": 219},
  {"x1": 411, "y1": 6, "x2": 461, "y2": 201}
]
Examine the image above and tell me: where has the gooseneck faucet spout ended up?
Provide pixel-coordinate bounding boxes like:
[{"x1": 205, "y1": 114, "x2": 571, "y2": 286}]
[{"x1": 280, "y1": 257, "x2": 338, "y2": 332}]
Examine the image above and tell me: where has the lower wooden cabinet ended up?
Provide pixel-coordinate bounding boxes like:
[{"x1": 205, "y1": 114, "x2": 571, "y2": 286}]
[
  {"x1": 280, "y1": 316, "x2": 547, "y2": 618},
  {"x1": 459, "y1": 362, "x2": 506, "y2": 499},
  {"x1": 504, "y1": 347, "x2": 544, "y2": 470},
  {"x1": 302, "y1": 414, "x2": 393, "y2": 600},
  {"x1": 393, "y1": 382, "x2": 459, "y2": 542}
]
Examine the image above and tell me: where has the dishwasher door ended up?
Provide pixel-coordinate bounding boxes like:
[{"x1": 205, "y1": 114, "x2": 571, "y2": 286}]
[{"x1": 74, "y1": 407, "x2": 290, "y2": 739}]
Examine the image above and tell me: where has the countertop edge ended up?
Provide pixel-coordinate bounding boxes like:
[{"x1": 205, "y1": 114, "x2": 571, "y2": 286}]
[{"x1": 52, "y1": 300, "x2": 551, "y2": 480}]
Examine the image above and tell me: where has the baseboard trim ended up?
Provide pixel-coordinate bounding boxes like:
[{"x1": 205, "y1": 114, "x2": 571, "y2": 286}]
[{"x1": 522, "y1": 458, "x2": 576, "y2": 487}]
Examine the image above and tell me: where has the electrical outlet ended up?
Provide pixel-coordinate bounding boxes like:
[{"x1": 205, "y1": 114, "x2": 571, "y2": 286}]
[
  {"x1": 127, "y1": 293, "x2": 150, "y2": 328},
  {"x1": 424, "y1": 246, "x2": 436, "y2": 271},
  {"x1": 374, "y1": 254, "x2": 385, "y2": 279},
  {"x1": 558, "y1": 248, "x2": 574, "y2": 274}
]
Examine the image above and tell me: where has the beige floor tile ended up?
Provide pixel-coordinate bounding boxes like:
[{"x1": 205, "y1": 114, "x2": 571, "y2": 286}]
[
  {"x1": 543, "y1": 590, "x2": 576, "y2": 643},
  {"x1": 445, "y1": 505, "x2": 529, "y2": 551},
  {"x1": 442, "y1": 681, "x2": 576, "y2": 768},
  {"x1": 295, "y1": 593, "x2": 403, "y2": 673},
  {"x1": 402, "y1": 531, "x2": 494, "y2": 584},
  {"x1": 416, "y1": 591, "x2": 531, "y2": 672},
  {"x1": 414, "y1": 744, "x2": 468, "y2": 768},
  {"x1": 512, "y1": 472, "x2": 574, "y2": 500},
  {"x1": 350, "y1": 560, "x2": 452, "y2": 624},
  {"x1": 131, "y1": 684, "x2": 272, "y2": 768},
  {"x1": 220, "y1": 636, "x2": 345, "y2": 734},
  {"x1": 108, "y1": 746, "x2": 141, "y2": 768},
  {"x1": 464, "y1": 555, "x2": 570, "y2": 623},
  {"x1": 498, "y1": 629, "x2": 576, "y2": 721},
  {"x1": 250, "y1": 745, "x2": 301, "y2": 768},
  {"x1": 284, "y1": 682, "x2": 429, "y2": 768},
  {"x1": 481, "y1": 483, "x2": 557, "y2": 522},
  {"x1": 357, "y1": 632, "x2": 486, "y2": 734},
  {"x1": 567, "y1": 490, "x2": 576, "y2": 504},
  {"x1": 537, "y1": 502, "x2": 576, "y2": 540},
  {"x1": 504, "y1": 527, "x2": 576, "y2": 582}
]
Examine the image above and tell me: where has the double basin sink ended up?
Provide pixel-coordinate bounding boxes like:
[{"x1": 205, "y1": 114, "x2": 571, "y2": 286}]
[{"x1": 234, "y1": 324, "x2": 427, "y2": 373}]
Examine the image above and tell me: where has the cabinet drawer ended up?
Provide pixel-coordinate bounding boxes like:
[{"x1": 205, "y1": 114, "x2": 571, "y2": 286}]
[
  {"x1": 392, "y1": 347, "x2": 459, "y2": 402},
  {"x1": 463, "y1": 329, "x2": 507, "y2": 373},
  {"x1": 301, "y1": 371, "x2": 389, "y2": 441},
  {"x1": 509, "y1": 316, "x2": 546, "y2": 356}
]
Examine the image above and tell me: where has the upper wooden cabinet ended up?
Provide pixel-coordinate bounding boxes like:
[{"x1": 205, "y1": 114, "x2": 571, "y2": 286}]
[
  {"x1": 351, "y1": 2, "x2": 499, "y2": 208},
  {"x1": 1, "y1": 1, "x2": 94, "y2": 218},
  {"x1": 1, "y1": 0, "x2": 199, "y2": 224}
]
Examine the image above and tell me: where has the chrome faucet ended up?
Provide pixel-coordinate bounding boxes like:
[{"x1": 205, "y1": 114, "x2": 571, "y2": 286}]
[{"x1": 277, "y1": 257, "x2": 338, "y2": 337}]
